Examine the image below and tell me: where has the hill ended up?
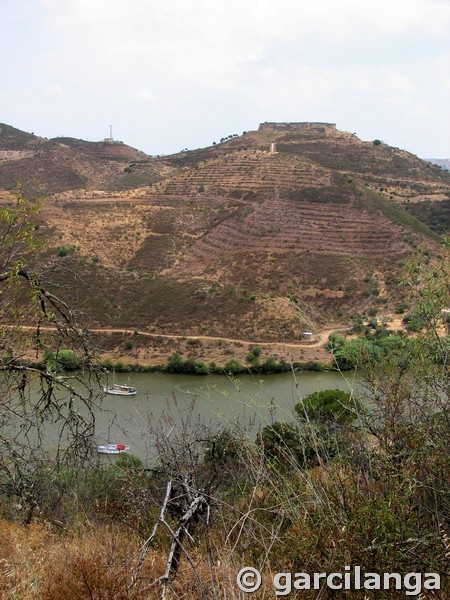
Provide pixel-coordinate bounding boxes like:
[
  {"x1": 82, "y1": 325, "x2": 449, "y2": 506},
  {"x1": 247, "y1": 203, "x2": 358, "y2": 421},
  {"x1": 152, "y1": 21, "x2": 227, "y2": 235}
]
[
  {"x1": 424, "y1": 158, "x2": 450, "y2": 171},
  {"x1": 1, "y1": 121, "x2": 449, "y2": 366},
  {"x1": 0, "y1": 123, "x2": 156, "y2": 197}
]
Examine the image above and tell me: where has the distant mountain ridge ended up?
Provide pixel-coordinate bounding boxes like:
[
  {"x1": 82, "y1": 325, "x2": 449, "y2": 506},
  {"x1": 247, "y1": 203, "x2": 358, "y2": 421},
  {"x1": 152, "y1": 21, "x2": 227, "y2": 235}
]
[{"x1": 424, "y1": 158, "x2": 450, "y2": 171}]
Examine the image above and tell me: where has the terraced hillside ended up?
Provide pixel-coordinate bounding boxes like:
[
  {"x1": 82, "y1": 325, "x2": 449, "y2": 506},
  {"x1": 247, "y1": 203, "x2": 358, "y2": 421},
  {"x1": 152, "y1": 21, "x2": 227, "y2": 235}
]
[{"x1": 1, "y1": 121, "x2": 449, "y2": 363}]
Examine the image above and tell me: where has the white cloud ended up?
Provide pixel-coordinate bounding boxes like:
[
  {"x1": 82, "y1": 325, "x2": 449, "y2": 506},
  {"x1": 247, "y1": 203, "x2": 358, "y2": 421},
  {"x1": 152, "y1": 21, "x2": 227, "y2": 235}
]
[
  {"x1": 134, "y1": 89, "x2": 155, "y2": 103},
  {"x1": 36, "y1": 0, "x2": 450, "y2": 93},
  {"x1": 46, "y1": 85, "x2": 64, "y2": 97},
  {"x1": 1, "y1": 0, "x2": 448, "y2": 156}
]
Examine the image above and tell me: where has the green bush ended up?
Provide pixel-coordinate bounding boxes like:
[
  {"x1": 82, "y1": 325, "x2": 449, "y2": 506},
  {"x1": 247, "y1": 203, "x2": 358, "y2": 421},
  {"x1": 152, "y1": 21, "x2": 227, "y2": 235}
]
[
  {"x1": 258, "y1": 421, "x2": 306, "y2": 466},
  {"x1": 258, "y1": 418, "x2": 345, "y2": 469},
  {"x1": 44, "y1": 348, "x2": 81, "y2": 371},
  {"x1": 57, "y1": 245, "x2": 77, "y2": 257},
  {"x1": 204, "y1": 429, "x2": 244, "y2": 466},
  {"x1": 167, "y1": 352, "x2": 209, "y2": 374},
  {"x1": 246, "y1": 345, "x2": 262, "y2": 365},
  {"x1": 295, "y1": 389, "x2": 360, "y2": 425},
  {"x1": 326, "y1": 332, "x2": 346, "y2": 352},
  {"x1": 352, "y1": 315, "x2": 364, "y2": 333},
  {"x1": 111, "y1": 453, "x2": 143, "y2": 474},
  {"x1": 261, "y1": 356, "x2": 277, "y2": 371},
  {"x1": 223, "y1": 358, "x2": 245, "y2": 375},
  {"x1": 396, "y1": 302, "x2": 409, "y2": 314},
  {"x1": 403, "y1": 310, "x2": 426, "y2": 332}
]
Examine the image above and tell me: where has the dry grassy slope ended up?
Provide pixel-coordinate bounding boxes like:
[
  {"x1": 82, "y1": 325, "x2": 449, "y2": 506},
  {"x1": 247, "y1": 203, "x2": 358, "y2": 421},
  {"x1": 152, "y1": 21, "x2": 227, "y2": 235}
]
[
  {"x1": 0, "y1": 123, "x2": 44, "y2": 149},
  {"x1": 2, "y1": 122, "x2": 449, "y2": 352},
  {"x1": 0, "y1": 123, "x2": 167, "y2": 198}
]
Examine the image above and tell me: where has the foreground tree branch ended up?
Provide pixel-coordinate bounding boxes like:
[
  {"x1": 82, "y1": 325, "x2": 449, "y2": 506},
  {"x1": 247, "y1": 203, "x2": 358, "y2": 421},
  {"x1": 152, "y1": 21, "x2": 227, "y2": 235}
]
[{"x1": 0, "y1": 193, "x2": 102, "y2": 521}]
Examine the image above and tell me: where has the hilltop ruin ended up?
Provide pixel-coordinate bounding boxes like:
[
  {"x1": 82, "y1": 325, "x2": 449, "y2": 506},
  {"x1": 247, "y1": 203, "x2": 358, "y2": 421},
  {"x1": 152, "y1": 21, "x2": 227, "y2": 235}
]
[{"x1": 259, "y1": 122, "x2": 337, "y2": 133}]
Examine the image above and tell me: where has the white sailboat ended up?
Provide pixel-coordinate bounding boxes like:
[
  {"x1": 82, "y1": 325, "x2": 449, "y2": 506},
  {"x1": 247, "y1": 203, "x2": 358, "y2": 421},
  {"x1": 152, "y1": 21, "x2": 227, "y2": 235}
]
[
  {"x1": 103, "y1": 370, "x2": 137, "y2": 396},
  {"x1": 103, "y1": 383, "x2": 137, "y2": 396}
]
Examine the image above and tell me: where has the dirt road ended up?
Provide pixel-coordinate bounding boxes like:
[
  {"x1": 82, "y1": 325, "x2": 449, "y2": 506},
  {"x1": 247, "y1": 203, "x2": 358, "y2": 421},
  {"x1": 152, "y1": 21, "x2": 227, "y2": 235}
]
[{"x1": 13, "y1": 324, "x2": 351, "y2": 350}]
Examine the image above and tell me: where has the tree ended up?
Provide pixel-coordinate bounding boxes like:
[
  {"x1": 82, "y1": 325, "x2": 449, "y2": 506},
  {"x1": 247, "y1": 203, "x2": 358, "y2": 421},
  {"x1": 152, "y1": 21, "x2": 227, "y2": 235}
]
[
  {"x1": 0, "y1": 189, "x2": 101, "y2": 522},
  {"x1": 294, "y1": 389, "x2": 360, "y2": 425}
]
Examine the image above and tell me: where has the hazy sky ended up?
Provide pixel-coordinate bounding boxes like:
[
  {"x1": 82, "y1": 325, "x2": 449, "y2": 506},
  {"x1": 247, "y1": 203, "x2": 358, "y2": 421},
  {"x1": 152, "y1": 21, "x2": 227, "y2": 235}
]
[{"x1": 1, "y1": 0, "x2": 449, "y2": 157}]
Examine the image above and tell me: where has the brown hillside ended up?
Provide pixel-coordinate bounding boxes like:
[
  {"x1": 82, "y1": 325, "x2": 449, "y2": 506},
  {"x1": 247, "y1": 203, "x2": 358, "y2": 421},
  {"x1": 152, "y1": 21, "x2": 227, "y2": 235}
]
[
  {"x1": 0, "y1": 123, "x2": 44, "y2": 149},
  {"x1": 0, "y1": 124, "x2": 166, "y2": 198},
  {"x1": 1, "y1": 121, "x2": 449, "y2": 364}
]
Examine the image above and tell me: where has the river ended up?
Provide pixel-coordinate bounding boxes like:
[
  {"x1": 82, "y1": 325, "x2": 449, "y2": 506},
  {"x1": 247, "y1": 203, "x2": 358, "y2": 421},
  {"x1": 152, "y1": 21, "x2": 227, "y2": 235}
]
[{"x1": 93, "y1": 369, "x2": 361, "y2": 461}]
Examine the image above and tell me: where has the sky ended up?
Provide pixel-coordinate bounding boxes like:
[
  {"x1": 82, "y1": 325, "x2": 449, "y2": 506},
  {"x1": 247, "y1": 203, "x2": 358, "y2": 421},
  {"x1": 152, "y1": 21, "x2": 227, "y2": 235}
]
[{"x1": 1, "y1": 0, "x2": 449, "y2": 158}]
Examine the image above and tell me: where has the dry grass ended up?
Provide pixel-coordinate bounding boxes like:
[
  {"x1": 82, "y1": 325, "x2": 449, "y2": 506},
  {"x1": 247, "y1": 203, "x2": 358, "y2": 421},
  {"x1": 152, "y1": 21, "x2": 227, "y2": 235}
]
[{"x1": 0, "y1": 520, "x2": 253, "y2": 599}]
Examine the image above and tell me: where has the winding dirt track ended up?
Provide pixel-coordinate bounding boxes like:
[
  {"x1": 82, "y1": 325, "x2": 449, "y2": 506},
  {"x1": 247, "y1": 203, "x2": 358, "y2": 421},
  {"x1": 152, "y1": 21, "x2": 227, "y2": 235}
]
[{"x1": 15, "y1": 325, "x2": 351, "y2": 349}]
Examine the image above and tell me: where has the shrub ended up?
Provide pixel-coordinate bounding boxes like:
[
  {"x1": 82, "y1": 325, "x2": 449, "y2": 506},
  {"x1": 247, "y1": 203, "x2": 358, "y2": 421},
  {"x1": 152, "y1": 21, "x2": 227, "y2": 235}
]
[
  {"x1": 295, "y1": 389, "x2": 360, "y2": 425},
  {"x1": 352, "y1": 316, "x2": 364, "y2": 333},
  {"x1": 258, "y1": 421, "x2": 306, "y2": 466},
  {"x1": 335, "y1": 337, "x2": 380, "y2": 369},
  {"x1": 167, "y1": 352, "x2": 183, "y2": 372},
  {"x1": 246, "y1": 345, "x2": 262, "y2": 365},
  {"x1": 403, "y1": 310, "x2": 426, "y2": 332},
  {"x1": 166, "y1": 352, "x2": 209, "y2": 374},
  {"x1": 326, "y1": 332, "x2": 346, "y2": 352},
  {"x1": 203, "y1": 429, "x2": 244, "y2": 466},
  {"x1": 223, "y1": 358, "x2": 244, "y2": 375},
  {"x1": 261, "y1": 356, "x2": 278, "y2": 372},
  {"x1": 396, "y1": 302, "x2": 408, "y2": 314},
  {"x1": 113, "y1": 361, "x2": 131, "y2": 372},
  {"x1": 258, "y1": 418, "x2": 346, "y2": 469},
  {"x1": 44, "y1": 348, "x2": 81, "y2": 371},
  {"x1": 57, "y1": 245, "x2": 77, "y2": 257}
]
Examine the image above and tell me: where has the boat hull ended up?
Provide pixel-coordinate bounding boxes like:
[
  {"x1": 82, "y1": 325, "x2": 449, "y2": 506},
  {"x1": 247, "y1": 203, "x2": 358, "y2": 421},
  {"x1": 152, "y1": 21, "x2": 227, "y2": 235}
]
[
  {"x1": 103, "y1": 385, "x2": 137, "y2": 396},
  {"x1": 97, "y1": 444, "x2": 130, "y2": 454}
]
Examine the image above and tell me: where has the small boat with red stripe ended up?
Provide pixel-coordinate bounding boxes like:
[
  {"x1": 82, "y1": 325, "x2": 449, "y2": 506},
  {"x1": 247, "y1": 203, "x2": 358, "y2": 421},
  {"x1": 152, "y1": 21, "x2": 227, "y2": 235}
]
[{"x1": 97, "y1": 443, "x2": 130, "y2": 455}]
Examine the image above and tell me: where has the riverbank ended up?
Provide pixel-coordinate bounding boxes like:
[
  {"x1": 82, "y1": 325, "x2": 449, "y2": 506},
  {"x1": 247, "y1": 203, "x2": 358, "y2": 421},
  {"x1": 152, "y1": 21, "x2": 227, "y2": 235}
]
[
  {"x1": 91, "y1": 328, "x2": 335, "y2": 371},
  {"x1": 99, "y1": 352, "x2": 332, "y2": 375},
  {"x1": 16, "y1": 319, "x2": 420, "y2": 375}
]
